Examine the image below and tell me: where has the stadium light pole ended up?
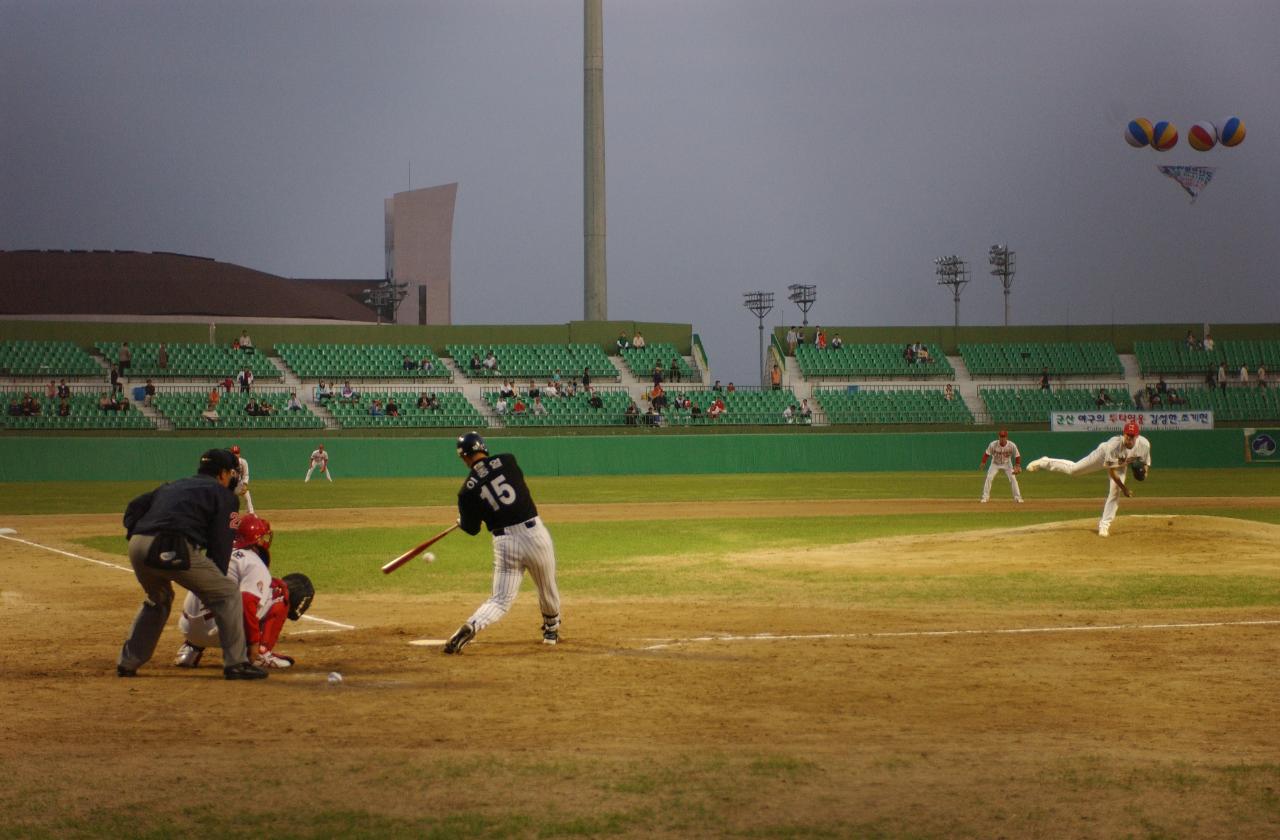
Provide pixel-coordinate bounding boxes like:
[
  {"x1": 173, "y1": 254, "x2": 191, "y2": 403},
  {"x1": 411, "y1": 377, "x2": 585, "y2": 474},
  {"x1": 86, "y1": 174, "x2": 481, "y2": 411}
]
[
  {"x1": 934, "y1": 255, "x2": 970, "y2": 329},
  {"x1": 786, "y1": 284, "x2": 816, "y2": 327},
  {"x1": 743, "y1": 291, "x2": 775, "y2": 389},
  {"x1": 988, "y1": 244, "x2": 1016, "y2": 326}
]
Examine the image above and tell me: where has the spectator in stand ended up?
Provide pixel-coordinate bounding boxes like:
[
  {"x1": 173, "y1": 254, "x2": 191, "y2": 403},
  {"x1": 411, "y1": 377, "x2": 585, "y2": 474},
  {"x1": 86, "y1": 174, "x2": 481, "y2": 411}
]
[
  {"x1": 44, "y1": 380, "x2": 57, "y2": 399},
  {"x1": 903, "y1": 343, "x2": 916, "y2": 365},
  {"x1": 1156, "y1": 376, "x2": 1168, "y2": 396},
  {"x1": 494, "y1": 395, "x2": 509, "y2": 416},
  {"x1": 527, "y1": 381, "x2": 540, "y2": 399},
  {"x1": 426, "y1": 393, "x2": 441, "y2": 411},
  {"x1": 727, "y1": 382, "x2": 736, "y2": 393},
  {"x1": 98, "y1": 392, "x2": 116, "y2": 412},
  {"x1": 286, "y1": 391, "x2": 304, "y2": 412},
  {"x1": 1217, "y1": 361, "x2": 1228, "y2": 391},
  {"x1": 512, "y1": 397, "x2": 527, "y2": 414},
  {"x1": 1039, "y1": 367, "x2": 1051, "y2": 392},
  {"x1": 669, "y1": 357, "x2": 681, "y2": 383},
  {"x1": 1238, "y1": 364, "x2": 1250, "y2": 385},
  {"x1": 532, "y1": 396, "x2": 548, "y2": 416},
  {"x1": 315, "y1": 381, "x2": 333, "y2": 404},
  {"x1": 796, "y1": 328, "x2": 807, "y2": 347},
  {"x1": 815, "y1": 328, "x2": 827, "y2": 350},
  {"x1": 1258, "y1": 365, "x2": 1268, "y2": 389},
  {"x1": 800, "y1": 399, "x2": 813, "y2": 422},
  {"x1": 368, "y1": 399, "x2": 384, "y2": 416},
  {"x1": 118, "y1": 341, "x2": 132, "y2": 376},
  {"x1": 420, "y1": 356, "x2": 435, "y2": 373},
  {"x1": 831, "y1": 333, "x2": 844, "y2": 350},
  {"x1": 543, "y1": 380, "x2": 559, "y2": 399},
  {"x1": 244, "y1": 398, "x2": 263, "y2": 416},
  {"x1": 483, "y1": 350, "x2": 499, "y2": 373},
  {"x1": 563, "y1": 380, "x2": 577, "y2": 398},
  {"x1": 221, "y1": 376, "x2": 234, "y2": 394},
  {"x1": 402, "y1": 354, "x2": 416, "y2": 371},
  {"x1": 582, "y1": 367, "x2": 592, "y2": 389},
  {"x1": 1167, "y1": 387, "x2": 1186, "y2": 406},
  {"x1": 417, "y1": 392, "x2": 431, "y2": 409},
  {"x1": 652, "y1": 362, "x2": 664, "y2": 387},
  {"x1": 237, "y1": 368, "x2": 254, "y2": 393},
  {"x1": 468, "y1": 353, "x2": 482, "y2": 372},
  {"x1": 56, "y1": 379, "x2": 71, "y2": 399},
  {"x1": 1204, "y1": 367, "x2": 1217, "y2": 391},
  {"x1": 1185, "y1": 329, "x2": 1198, "y2": 350},
  {"x1": 632, "y1": 331, "x2": 646, "y2": 349},
  {"x1": 202, "y1": 389, "x2": 220, "y2": 424},
  {"x1": 770, "y1": 363, "x2": 782, "y2": 391},
  {"x1": 944, "y1": 383, "x2": 955, "y2": 402},
  {"x1": 22, "y1": 393, "x2": 41, "y2": 416},
  {"x1": 786, "y1": 326, "x2": 799, "y2": 356},
  {"x1": 782, "y1": 404, "x2": 795, "y2": 424},
  {"x1": 340, "y1": 381, "x2": 358, "y2": 403},
  {"x1": 157, "y1": 343, "x2": 169, "y2": 370},
  {"x1": 651, "y1": 384, "x2": 668, "y2": 411},
  {"x1": 1095, "y1": 387, "x2": 1113, "y2": 407},
  {"x1": 689, "y1": 400, "x2": 702, "y2": 419},
  {"x1": 239, "y1": 330, "x2": 254, "y2": 353},
  {"x1": 115, "y1": 393, "x2": 131, "y2": 412},
  {"x1": 497, "y1": 380, "x2": 515, "y2": 398},
  {"x1": 1203, "y1": 333, "x2": 1215, "y2": 352},
  {"x1": 712, "y1": 380, "x2": 723, "y2": 392},
  {"x1": 58, "y1": 397, "x2": 71, "y2": 417},
  {"x1": 917, "y1": 345, "x2": 932, "y2": 364},
  {"x1": 109, "y1": 364, "x2": 121, "y2": 394},
  {"x1": 144, "y1": 379, "x2": 157, "y2": 407},
  {"x1": 707, "y1": 397, "x2": 726, "y2": 420},
  {"x1": 616, "y1": 332, "x2": 630, "y2": 353},
  {"x1": 588, "y1": 388, "x2": 604, "y2": 410},
  {"x1": 385, "y1": 398, "x2": 400, "y2": 417},
  {"x1": 624, "y1": 401, "x2": 639, "y2": 425}
]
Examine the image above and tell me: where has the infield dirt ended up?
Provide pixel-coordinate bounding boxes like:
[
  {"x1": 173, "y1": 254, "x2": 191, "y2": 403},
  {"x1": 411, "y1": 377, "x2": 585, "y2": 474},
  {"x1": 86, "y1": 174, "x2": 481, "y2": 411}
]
[{"x1": 2, "y1": 502, "x2": 1278, "y2": 838}]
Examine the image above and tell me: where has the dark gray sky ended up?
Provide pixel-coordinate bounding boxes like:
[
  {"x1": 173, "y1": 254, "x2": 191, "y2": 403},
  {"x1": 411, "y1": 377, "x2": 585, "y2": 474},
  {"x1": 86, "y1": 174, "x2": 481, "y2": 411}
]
[{"x1": 3, "y1": 1, "x2": 1276, "y2": 386}]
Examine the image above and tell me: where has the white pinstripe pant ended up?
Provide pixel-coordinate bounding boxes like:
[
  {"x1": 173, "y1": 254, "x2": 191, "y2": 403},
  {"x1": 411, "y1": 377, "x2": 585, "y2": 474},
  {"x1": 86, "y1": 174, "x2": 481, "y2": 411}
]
[{"x1": 467, "y1": 518, "x2": 561, "y2": 633}]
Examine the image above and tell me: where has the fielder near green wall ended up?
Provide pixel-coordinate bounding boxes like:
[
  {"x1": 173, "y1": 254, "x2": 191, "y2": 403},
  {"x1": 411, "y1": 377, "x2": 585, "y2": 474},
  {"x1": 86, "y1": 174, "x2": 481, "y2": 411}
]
[{"x1": 0, "y1": 430, "x2": 1246, "y2": 482}]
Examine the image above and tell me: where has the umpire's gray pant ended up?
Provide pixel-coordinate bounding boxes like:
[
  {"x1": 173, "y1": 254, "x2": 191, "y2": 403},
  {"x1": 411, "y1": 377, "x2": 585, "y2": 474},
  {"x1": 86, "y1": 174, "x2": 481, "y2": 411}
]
[{"x1": 118, "y1": 534, "x2": 249, "y2": 671}]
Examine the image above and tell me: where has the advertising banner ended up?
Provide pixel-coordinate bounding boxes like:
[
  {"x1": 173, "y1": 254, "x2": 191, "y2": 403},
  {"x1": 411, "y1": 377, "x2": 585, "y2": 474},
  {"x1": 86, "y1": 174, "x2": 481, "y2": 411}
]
[{"x1": 1049, "y1": 410, "x2": 1214, "y2": 432}]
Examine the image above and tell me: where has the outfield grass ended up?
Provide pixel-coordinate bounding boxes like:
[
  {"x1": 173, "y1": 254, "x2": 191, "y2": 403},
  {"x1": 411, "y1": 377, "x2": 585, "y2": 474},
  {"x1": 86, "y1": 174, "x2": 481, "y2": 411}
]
[{"x1": 0, "y1": 468, "x2": 1275, "y2": 514}]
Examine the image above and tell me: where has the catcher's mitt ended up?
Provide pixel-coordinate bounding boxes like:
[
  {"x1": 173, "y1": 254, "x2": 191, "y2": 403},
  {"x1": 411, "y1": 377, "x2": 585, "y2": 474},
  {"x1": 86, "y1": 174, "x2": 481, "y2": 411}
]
[
  {"x1": 1131, "y1": 463, "x2": 1147, "y2": 482},
  {"x1": 282, "y1": 572, "x2": 315, "y2": 620}
]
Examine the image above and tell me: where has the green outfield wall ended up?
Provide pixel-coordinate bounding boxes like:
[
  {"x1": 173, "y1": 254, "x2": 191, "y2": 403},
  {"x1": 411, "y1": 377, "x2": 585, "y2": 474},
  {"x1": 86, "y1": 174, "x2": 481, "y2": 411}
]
[{"x1": 0, "y1": 430, "x2": 1248, "y2": 482}]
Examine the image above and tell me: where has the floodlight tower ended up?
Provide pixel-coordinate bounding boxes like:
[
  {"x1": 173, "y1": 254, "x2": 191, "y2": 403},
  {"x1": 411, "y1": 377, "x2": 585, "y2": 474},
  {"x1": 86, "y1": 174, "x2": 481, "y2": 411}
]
[
  {"x1": 934, "y1": 255, "x2": 970, "y2": 328},
  {"x1": 743, "y1": 291, "x2": 775, "y2": 388},
  {"x1": 786, "y1": 284, "x2": 817, "y2": 327},
  {"x1": 988, "y1": 244, "x2": 1016, "y2": 326}
]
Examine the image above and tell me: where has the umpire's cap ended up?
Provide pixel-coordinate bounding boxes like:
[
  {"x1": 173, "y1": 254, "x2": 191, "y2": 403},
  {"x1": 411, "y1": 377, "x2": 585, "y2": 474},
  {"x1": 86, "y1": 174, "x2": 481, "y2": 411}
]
[
  {"x1": 198, "y1": 448, "x2": 239, "y2": 476},
  {"x1": 456, "y1": 431, "x2": 488, "y2": 458}
]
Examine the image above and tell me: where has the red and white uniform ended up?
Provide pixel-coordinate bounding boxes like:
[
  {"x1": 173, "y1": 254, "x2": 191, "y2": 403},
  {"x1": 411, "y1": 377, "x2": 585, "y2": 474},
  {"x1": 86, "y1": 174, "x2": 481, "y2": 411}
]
[
  {"x1": 178, "y1": 546, "x2": 287, "y2": 653},
  {"x1": 305, "y1": 448, "x2": 332, "y2": 482},
  {"x1": 1030, "y1": 433, "x2": 1152, "y2": 533},
  {"x1": 980, "y1": 438, "x2": 1022, "y2": 503},
  {"x1": 235, "y1": 455, "x2": 255, "y2": 513}
]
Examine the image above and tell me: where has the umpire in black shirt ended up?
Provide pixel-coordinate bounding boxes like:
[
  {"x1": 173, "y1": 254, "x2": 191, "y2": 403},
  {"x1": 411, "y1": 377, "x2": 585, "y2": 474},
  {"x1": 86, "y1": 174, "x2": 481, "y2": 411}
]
[{"x1": 117, "y1": 448, "x2": 267, "y2": 680}]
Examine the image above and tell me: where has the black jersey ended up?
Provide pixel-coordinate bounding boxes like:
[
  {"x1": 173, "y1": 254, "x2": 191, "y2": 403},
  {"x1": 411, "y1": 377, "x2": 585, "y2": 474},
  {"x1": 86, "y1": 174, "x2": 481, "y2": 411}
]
[{"x1": 457, "y1": 453, "x2": 539, "y2": 535}]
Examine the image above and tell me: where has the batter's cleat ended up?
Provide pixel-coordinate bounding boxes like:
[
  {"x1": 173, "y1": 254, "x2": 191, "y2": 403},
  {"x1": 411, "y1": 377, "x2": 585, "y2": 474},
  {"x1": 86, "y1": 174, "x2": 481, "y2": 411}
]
[
  {"x1": 254, "y1": 650, "x2": 295, "y2": 669},
  {"x1": 443, "y1": 622, "x2": 476, "y2": 655},
  {"x1": 174, "y1": 642, "x2": 204, "y2": 668},
  {"x1": 116, "y1": 665, "x2": 137, "y2": 678},
  {"x1": 1026, "y1": 457, "x2": 1049, "y2": 473},
  {"x1": 223, "y1": 662, "x2": 269, "y2": 680},
  {"x1": 1097, "y1": 525, "x2": 1110, "y2": 537},
  {"x1": 541, "y1": 616, "x2": 561, "y2": 646}
]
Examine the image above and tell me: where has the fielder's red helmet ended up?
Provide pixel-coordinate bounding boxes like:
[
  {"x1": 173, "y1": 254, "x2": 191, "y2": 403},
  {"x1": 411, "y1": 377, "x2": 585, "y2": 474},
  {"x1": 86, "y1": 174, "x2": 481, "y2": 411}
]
[
  {"x1": 1123, "y1": 420, "x2": 1141, "y2": 437},
  {"x1": 234, "y1": 513, "x2": 273, "y2": 550},
  {"x1": 230, "y1": 444, "x2": 241, "y2": 456}
]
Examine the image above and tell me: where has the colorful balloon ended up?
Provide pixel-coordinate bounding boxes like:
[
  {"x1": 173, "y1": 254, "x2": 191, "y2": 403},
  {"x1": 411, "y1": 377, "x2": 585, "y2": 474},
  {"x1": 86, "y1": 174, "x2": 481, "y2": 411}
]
[
  {"x1": 1188, "y1": 121, "x2": 1218, "y2": 152},
  {"x1": 1151, "y1": 121, "x2": 1178, "y2": 151},
  {"x1": 1125, "y1": 118, "x2": 1153, "y2": 148},
  {"x1": 1219, "y1": 116, "x2": 1245, "y2": 147}
]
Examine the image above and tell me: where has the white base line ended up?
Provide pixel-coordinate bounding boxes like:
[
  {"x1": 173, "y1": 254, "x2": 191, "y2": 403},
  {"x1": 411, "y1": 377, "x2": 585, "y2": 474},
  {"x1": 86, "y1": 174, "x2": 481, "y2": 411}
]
[
  {"x1": 0, "y1": 532, "x2": 355, "y2": 631},
  {"x1": 641, "y1": 619, "x2": 1280, "y2": 650}
]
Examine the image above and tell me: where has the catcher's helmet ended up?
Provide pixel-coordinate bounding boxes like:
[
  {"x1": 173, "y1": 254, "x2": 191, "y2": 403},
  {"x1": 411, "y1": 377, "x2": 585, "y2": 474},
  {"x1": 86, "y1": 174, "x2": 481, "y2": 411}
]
[
  {"x1": 282, "y1": 572, "x2": 315, "y2": 620},
  {"x1": 1123, "y1": 420, "x2": 1141, "y2": 437},
  {"x1": 230, "y1": 444, "x2": 241, "y2": 456},
  {"x1": 456, "y1": 431, "x2": 488, "y2": 458},
  {"x1": 234, "y1": 513, "x2": 273, "y2": 550}
]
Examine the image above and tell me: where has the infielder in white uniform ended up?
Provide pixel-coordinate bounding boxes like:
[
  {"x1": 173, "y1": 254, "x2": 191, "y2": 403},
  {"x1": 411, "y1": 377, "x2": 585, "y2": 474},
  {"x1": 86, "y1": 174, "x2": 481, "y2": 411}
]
[
  {"x1": 174, "y1": 514, "x2": 314, "y2": 669},
  {"x1": 442, "y1": 432, "x2": 561, "y2": 654},
  {"x1": 979, "y1": 429, "x2": 1023, "y2": 503},
  {"x1": 230, "y1": 444, "x2": 254, "y2": 513},
  {"x1": 1026, "y1": 420, "x2": 1152, "y2": 537},
  {"x1": 305, "y1": 444, "x2": 332, "y2": 482}
]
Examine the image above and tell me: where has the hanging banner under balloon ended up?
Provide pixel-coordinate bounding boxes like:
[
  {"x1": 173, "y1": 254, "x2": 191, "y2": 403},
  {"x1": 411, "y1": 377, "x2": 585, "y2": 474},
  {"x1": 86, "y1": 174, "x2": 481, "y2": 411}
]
[{"x1": 1157, "y1": 165, "x2": 1216, "y2": 203}]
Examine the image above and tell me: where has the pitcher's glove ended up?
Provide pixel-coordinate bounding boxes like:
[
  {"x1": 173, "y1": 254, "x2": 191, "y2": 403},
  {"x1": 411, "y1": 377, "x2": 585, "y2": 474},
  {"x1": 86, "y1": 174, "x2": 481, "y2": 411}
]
[{"x1": 1131, "y1": 463, "x2": 1147, "y2": 482}]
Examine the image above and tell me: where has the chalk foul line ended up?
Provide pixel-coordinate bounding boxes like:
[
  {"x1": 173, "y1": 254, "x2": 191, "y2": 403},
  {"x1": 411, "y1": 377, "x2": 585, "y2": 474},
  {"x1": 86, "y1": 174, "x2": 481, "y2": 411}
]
[
  {"x1": 0, "y1": 531, "x2": 355, "y2": 631},
  {"x1": 640, "y1": 619, "x2": 1280, "y2": 650}
]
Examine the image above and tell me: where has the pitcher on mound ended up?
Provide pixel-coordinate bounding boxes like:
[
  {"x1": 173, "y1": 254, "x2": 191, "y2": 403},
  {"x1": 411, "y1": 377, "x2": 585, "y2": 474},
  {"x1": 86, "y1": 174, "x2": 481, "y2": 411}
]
[{"x1": 1026, "y1": 420, "x2": 1151, "y2": 537}]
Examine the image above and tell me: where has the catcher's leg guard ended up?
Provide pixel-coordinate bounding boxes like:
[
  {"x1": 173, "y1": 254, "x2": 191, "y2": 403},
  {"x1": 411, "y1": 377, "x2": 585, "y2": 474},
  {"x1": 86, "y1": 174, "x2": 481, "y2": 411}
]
[{"x1": 174, "y1": 642, "x2": 205, "y2": 668}]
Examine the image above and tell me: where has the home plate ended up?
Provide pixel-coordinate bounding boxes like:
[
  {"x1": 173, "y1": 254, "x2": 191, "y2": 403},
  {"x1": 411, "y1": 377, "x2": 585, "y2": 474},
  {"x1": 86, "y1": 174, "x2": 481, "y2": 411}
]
[
  {"x1": 408, "y1": 639, "x2": 448, "y2": 647},
  {"x1": 0, "y1": 528, "x2": 16, "y2": 535}
]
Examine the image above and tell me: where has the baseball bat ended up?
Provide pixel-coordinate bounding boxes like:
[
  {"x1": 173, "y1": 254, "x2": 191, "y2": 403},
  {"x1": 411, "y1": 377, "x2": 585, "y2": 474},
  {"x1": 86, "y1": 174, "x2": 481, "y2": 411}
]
[{"x1": 381, "y1": 522, "x2": 460, "y2": 574}]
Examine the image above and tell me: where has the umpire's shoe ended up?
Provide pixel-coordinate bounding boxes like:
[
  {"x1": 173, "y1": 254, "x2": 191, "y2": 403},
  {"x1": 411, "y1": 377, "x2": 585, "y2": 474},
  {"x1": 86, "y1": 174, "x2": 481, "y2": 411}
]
[
  {"x1": 223, "y1": 662, "x2": 269, "y2": 680},
  {"x1": 443, "y1": 622, "x2": 476, "y2": 655}
]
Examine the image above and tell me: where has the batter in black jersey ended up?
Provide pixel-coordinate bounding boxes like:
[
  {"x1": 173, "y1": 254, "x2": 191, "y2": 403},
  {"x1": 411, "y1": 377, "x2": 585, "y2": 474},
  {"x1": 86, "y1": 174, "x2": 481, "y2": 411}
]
[{"x1": 443, "y1": 432, "x2": 562, "y2": 654}]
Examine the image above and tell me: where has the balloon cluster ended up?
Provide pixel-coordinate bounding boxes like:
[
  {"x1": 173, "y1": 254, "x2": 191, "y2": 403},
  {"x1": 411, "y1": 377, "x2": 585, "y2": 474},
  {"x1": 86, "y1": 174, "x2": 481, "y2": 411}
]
[{"x1": 1126, "y1": 117, "x2": 1245, "y2": 151}]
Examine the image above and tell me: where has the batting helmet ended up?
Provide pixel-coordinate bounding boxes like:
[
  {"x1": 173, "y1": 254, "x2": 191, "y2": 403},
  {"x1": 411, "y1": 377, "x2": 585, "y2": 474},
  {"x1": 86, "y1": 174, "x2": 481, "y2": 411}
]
[
  {"x1": 456, "y1": 431, "x2": 488, "y2": 458},
  {"x1": 1123, "y1": 420, "x2": 1141, "y2": 437},
  {"x1": 234, "y1": 513, "x2": 273, "y2": 550},
  {"x1": 282, "y1": 572, "x2": 315, "y2": 620},
  {"x1": 230, "y1": 444, "x2": 241, "y2": 456},
  {"x1": 998, "y1": 429, "x2": 1008, "y2": 438}
]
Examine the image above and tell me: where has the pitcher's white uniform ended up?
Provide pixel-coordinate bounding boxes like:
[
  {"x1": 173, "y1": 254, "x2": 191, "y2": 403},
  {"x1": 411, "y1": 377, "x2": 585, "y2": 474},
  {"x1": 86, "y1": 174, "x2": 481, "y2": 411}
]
[
  {"x1": 231, "y1": 446, "x2": 255, "y2": 513},
  {"x1": 1027, "y1": 425, "x2": 1152, "y2": 535},
  {"x1": 305, "y1": 446, "x2": 332, "y2": 482},
  {"x1": 980, "y1": 434, "x2": 1022, "y2": 503}
]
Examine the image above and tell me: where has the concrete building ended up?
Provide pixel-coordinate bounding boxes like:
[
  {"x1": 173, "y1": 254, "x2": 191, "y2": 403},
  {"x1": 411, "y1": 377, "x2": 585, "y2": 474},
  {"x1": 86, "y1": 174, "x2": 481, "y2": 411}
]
[{"x1": 384, "y1": 183, "x2": 458, "y2": 325}]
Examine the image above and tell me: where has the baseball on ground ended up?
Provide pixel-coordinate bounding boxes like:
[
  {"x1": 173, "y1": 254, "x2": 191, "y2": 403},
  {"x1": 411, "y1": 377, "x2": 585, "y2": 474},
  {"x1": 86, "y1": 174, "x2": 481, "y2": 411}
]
[{"x1": 423, "y1": 552, "x2": 436, "y2": 563}]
